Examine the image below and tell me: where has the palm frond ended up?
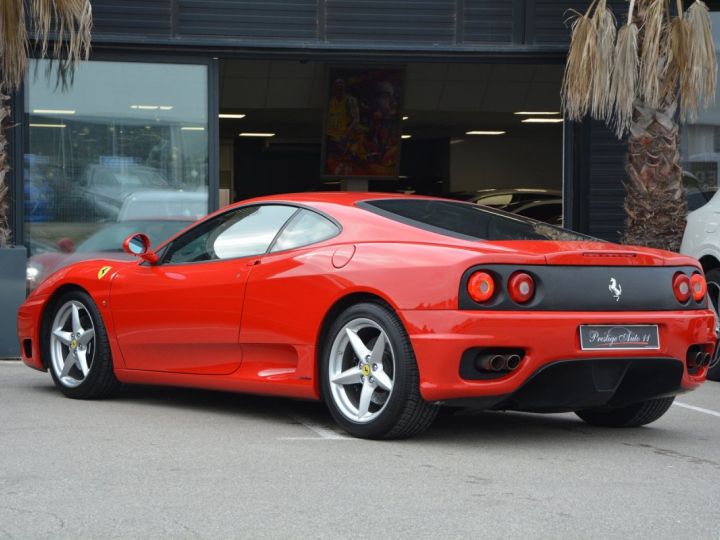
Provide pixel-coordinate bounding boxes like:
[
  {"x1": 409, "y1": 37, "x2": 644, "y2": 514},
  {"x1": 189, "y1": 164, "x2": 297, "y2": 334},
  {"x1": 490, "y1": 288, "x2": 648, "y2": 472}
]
[
  {"x1": 611, "y1": 22, "x2": 639, "y2": 137},
  {"x1": 663, "y1": 13, "x2": 691, "y2": 119},
  {"x1": 0, "y1": 0, "x2": 29, "y2": 91},
  {"x1": 590, "y1": 0, "x2": 617, "y2": 120},
  {"x1": 561, "y1": 2, "x2": 599, "y2": 121},
  {"x1": 686, "y1": 0, "x2": 717, "y2": 115},
  {"x1": 639, "y1": 0, "x2": 665, "y2": 108},
  {"x1": 31, "y1": 0, "x2": 93, "y2": 70}
]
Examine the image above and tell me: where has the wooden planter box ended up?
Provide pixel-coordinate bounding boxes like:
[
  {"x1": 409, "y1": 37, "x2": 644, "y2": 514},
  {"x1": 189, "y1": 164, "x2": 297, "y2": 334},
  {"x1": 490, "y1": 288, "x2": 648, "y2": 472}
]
[{"x1": 0, "y1": 246, "x2": 26, "y2": 358}]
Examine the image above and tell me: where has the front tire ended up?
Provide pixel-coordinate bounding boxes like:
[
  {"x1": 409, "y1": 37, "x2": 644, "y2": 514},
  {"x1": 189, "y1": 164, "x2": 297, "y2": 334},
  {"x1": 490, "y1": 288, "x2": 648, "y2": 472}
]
[
  {"x1": 46, "y1": 290, "x2": 119, "y2": 399},
  {"x1": 321, "y1": 302, "x2": 438, "y2": 439},
  {"x1": 575, "y1": 397, "x2": 675, "y2": 428}
]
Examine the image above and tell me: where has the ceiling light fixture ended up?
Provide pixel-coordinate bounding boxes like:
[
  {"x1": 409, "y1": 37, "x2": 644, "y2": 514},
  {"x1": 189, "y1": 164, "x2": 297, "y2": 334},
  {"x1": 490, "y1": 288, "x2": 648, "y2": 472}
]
[
  {"x1": 466, "y1": 130, "x2": 506, "y2": 136},
  {"x1": 401, "y1": 134, "x2": 412, "y2": 139},
  {"x1": 521, "y1": 118, "x2": 564, "y2": 124},
  {"x1": 219, "y1": 113, "x2": 246, "y2": 119},
  {"x1": 402, "y1": 116, "x2": 409, "y2": 120},
  {"x1": 130, "y1": 105, "x2": 173, "y2": 111},
  {"x1": 514, "y1": 111, "x2": 560, "y2": 115},
  {"x1": 29, "y1": 123, "x2": 66, "y2": 128},
  {"x1": 181, "y1": 126, "x2": 205, "y2": 131},
  {"x1": 239, "y1": 132, "x2": 276, "y2": 137},
  {"x1": 32, "y1": 109, "x2": 75, "y2": 115}
]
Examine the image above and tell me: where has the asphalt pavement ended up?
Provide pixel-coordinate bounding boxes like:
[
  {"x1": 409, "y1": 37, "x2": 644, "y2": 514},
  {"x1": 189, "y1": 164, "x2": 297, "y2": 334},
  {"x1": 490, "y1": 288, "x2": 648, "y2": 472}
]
[{"x1": 1, "y1": 360, "x2": 719, "y2": 539}]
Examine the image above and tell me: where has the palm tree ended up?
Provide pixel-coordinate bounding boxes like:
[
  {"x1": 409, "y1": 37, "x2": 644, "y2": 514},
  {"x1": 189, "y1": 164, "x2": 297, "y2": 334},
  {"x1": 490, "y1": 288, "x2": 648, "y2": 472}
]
[
  {"x1": 562, "y1": 0, "x2": 717, "y2": 252},
  {"x1": 0, "y1": 0, "x2": 92, "y2": 246}
]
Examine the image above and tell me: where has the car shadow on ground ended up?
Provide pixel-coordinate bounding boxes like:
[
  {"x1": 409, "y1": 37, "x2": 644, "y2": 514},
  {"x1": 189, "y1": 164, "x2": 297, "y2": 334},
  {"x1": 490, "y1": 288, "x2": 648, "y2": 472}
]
[{"x1": 25, "y1": 378, "x2": 695, "y2": 448}]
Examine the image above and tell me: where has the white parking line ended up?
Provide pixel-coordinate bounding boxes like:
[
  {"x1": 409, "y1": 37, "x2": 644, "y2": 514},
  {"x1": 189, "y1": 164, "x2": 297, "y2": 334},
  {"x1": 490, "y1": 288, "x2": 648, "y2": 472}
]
[
  {"x1": 285, "y1": 415, "x2": 353, "y2": 440},
  {"x1": 674, "y1": 401, "x2": 720, "y2": 418}
]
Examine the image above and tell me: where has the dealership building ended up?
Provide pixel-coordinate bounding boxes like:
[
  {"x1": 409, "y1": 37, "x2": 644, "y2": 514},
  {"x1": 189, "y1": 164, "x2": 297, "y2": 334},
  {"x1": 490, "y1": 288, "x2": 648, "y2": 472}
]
[{"x1": 5, "y1": 0, "x2": 720, "y2": 262}]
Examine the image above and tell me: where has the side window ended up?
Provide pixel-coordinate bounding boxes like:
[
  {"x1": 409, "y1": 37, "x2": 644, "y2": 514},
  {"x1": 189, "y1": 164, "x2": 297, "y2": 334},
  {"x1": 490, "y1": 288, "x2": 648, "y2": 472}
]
[
  {"x1": 270, "y1": 209, "x2": 340, "y2": 252},
  {"x1": 164, "y1": 205, "x2": 297, "y2": 264}
]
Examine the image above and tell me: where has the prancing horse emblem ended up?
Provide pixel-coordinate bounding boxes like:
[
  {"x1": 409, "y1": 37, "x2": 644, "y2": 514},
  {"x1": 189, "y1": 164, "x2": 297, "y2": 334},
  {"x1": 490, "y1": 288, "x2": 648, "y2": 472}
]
[{"x1": 609, "y1": 278, "x2": 622, "y2": 301}]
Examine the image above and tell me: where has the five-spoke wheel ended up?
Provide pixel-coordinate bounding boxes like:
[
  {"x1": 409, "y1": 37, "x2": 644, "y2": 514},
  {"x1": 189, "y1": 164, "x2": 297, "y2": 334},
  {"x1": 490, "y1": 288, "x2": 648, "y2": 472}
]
[
  {"x1": 328, "y1": 318, "x2": 395, "y2": 423},
  {"x1": 50, "y1": 300, "x2": 96, "y2": 388},
  {"x1": 46, "y1": 291, "x2": 119, "y2": 399},
  {"x1": 321, "y1": 302, "x2": 438, "y2": 439}
]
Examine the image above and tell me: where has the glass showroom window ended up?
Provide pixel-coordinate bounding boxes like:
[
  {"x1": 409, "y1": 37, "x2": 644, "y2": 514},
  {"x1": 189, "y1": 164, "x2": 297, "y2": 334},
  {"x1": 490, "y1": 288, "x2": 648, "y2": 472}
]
[
  {"x1": 24, "y1": 60, "x2": 208, "y2": 289},
  {"x1": 680, "y1": 12, "x2": 720, "y2": 211}
]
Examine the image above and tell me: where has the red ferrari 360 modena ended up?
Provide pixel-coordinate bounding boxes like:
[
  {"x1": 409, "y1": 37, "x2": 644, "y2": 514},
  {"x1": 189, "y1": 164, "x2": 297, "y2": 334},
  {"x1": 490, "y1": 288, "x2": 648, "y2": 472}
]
[{"x1": 17, "y1": 193, "x2": 717, "y2": 439}]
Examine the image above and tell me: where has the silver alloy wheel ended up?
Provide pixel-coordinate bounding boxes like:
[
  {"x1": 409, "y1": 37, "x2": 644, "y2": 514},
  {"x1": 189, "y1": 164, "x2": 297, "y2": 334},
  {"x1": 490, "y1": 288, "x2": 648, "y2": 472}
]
[
  {"x1": 328, "y1": 317, "x2": 395, "y2": 423},
  {"x1": 708, "y1": 279, "x2": 720, "y2": 370},
  {"x1": 50, "y1": 300, "x2": 96, "y2": 388}
]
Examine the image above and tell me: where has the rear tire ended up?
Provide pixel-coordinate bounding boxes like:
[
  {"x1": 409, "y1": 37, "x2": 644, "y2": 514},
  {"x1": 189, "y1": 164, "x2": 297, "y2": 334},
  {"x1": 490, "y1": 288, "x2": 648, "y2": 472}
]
[
  {"x1": 320, "y1": 302, "x2": 438, "y2": 439},
  {"x1": 703, "y1": 268, "x2": 720, "y2": 381},
  {"x1": 46, "y1": 290, "x2": 119, "y2": 399},
  {"x1": 575, "y1": 397, "x2": 674, "y2": 428}
]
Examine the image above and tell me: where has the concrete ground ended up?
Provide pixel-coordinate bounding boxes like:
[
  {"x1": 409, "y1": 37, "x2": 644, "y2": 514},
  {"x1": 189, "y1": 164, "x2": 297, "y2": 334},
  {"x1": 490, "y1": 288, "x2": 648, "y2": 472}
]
[{"x1": 1, "y1": 360, "x2": 718, "y2": 539}]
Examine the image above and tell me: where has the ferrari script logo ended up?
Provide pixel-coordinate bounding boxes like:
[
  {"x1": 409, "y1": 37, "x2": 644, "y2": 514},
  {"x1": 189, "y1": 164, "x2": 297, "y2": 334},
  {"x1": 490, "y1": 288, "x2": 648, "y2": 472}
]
[
  {"x1": 361, "y1": 364, "x2": 371, "y2": 377},
  {"x1": 98, "y1": 266, "x2": 112, "y2": 280},
  {"x1": 609, "y1": 278, "x2": 622, "y2": 302}
]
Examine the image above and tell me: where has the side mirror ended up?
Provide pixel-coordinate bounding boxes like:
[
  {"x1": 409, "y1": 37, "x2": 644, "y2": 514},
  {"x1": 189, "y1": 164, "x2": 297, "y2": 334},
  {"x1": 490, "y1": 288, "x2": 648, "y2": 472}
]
[
  {"x1": 123, "y1": 233, "x2": 159, "y2": 264},
  {"x1": 56, "y1": 238, "x2": 76, "y2": 253}
]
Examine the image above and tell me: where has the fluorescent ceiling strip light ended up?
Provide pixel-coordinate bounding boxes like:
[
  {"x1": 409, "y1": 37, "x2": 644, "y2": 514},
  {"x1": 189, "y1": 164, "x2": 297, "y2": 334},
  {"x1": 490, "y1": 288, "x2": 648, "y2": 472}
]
[
  {"x1": 181, "y1": 126, "x2": 205, "y2": 131},
  {"x1": 32, "y1": 109, "x2": 75, "y2": 115},
  {"x1": 30, "y1": 123, "x2": 66, "y2": 128},
  {"x1": 466, "y1": 130, "x2": 506, "y2": 135},
  {"x1": 130, "y1": 105, "x2": 173, "y2": 110},
  {"x1": 514, "y1": 111, "x2": 560, "y2": 115},
  {"x1": 401, "y1": 134, "x2": 412, "y2": 139},
  {"x1": 239, "y1": 132, "x2": 275, "y2": 137},
  {"x1": 521, "y1": 118, "x2": 564, "y2": 123},
  {"x1": 402, "y1": 116, "x2": 409, "y2": 120},
  {"x1": 219, "y1": 113, "x2": 246, "y2": 119}
]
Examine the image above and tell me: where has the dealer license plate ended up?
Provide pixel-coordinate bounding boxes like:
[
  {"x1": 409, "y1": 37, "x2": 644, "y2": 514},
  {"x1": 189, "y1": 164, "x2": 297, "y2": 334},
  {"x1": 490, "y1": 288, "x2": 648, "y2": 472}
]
[{"x1": 579, "y1": 325, "x2": 660, "y2": 350}]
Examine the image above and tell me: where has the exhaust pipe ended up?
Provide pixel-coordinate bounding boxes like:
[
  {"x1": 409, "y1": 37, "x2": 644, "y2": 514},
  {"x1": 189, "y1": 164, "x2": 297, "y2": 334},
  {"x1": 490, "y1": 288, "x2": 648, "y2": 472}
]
[
  {"x1": 703, "y1": 353, "x2": 712, "y2": 366},
  {"x1": 477, "y1": 355, "x2": 507, "y2": 372},
  {"x1": 506, "y1": 354, "x2": 522, "y2": 371},
  {"x1": 694, "y1": 351, "x2": 705, "y2": 367}
]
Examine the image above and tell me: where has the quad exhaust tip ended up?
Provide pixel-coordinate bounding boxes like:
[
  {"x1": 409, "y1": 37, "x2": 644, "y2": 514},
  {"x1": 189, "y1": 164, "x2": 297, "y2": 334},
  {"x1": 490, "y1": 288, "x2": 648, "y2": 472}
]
[{"x1": 477, "y1": 352, "x2": 524, "y2": 373}]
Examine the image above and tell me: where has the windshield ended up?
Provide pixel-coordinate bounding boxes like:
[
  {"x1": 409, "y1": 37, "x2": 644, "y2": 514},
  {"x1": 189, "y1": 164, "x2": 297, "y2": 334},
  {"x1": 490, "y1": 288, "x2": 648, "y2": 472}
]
[
  {"x1": 359, "y1": 199, "x2": 591, "y2": 242},
  {"x1": 77, "y1": 220, "x2": 190, "y2": 252}
]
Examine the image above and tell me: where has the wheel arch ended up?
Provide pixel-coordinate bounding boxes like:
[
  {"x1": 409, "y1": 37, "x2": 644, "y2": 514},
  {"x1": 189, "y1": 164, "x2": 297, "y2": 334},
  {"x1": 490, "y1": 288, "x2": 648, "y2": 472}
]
[
  {"x1": 39, "y1": 284, "x2": 92, "y2": 370},
  {"x1": 315, "y1": 292, "x2": 399, "y2": 397},
  {"x1": 699, "y1": 255, "x2": 720, "y2": 273}
]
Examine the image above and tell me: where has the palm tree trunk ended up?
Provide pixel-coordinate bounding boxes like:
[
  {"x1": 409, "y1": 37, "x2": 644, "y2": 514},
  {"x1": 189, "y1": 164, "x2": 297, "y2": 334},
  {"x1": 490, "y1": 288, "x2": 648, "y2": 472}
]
[
  {"x1": 0, "y1": 90, "x2": 11, "y2": 247},
  {"x1": 621, "y1": 101, "x2": 687, "y2": 252}
]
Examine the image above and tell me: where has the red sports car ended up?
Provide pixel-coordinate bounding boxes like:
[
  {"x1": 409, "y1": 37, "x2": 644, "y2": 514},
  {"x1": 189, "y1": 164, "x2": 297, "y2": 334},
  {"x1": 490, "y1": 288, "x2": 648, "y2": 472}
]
[{"x1": 17, "y1": 193, "x2": 717, "y2": 439}]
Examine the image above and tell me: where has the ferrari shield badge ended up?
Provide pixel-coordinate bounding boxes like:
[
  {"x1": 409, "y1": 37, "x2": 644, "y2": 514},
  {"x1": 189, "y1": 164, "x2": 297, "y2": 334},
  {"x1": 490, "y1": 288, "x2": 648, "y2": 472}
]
[{"x1": 98, "y1": 266, "x2": 112, "y2": 280}]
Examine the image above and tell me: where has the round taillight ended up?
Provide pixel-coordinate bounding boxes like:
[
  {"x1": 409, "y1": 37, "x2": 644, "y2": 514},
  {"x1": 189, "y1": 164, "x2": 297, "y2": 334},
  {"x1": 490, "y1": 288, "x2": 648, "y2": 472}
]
[
  {"x1": 508, "y1": 272, "x2": 535, "y2": 304},
  {"x1": 467, "y1": 271, "x2": 495, "y2": 303},
  {"x1": 673, "y1": 273, "x2": 691, "y2": 303},
  {"x1": 690, "y1": 273, "x2": 707, "y2": 302}
]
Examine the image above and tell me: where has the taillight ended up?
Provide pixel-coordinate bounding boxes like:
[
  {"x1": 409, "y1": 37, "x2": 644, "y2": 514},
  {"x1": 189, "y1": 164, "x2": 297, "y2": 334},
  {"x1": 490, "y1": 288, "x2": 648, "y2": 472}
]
[
  {"x1": 467, "y1": 271, "x2": 495, "y2": 303},
  {"x1": 690, "y1": 273, "x2": 707, "y2": 302},
  {"x1": 508, "y1": 272, "x2": 535, "y2": 304},
  {"x1": 673, "y1": 273, "x2": 691, "y2": 303}
]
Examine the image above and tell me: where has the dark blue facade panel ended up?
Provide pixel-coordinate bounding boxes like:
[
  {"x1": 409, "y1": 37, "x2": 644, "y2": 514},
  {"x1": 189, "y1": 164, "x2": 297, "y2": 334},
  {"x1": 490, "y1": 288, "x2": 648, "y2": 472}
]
[
  {"x1": 529, "y1": 0, "x2": 627, "y2": 45},
  {"x1": 326, "y1": 0, "x2": 455, "y2": 44},
  {"x1": 587, "y1": 122, "x2": 627, "y2": 242},
  {"x1": 177, "y1": 0, "x2": 318, "y2": 39},
  {"x1": 92, "y1": 0, "x2": 172, "y2": 36},
  {"x1": 463, "y1": 1, "x2": 514, "y2": 44}
]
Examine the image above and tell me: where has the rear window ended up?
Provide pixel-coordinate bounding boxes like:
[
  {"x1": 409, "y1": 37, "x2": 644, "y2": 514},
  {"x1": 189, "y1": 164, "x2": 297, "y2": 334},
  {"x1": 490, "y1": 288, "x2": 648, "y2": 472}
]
[{"x1": 359, "y1": 199, "x2": 590, "y2": 242}]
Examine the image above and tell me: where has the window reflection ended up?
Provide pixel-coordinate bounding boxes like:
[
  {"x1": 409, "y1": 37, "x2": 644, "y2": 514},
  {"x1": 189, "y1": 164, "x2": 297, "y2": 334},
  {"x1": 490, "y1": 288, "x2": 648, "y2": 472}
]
[{"x1": 24, "y1": 60, "x2": 209, "y2": 265}]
